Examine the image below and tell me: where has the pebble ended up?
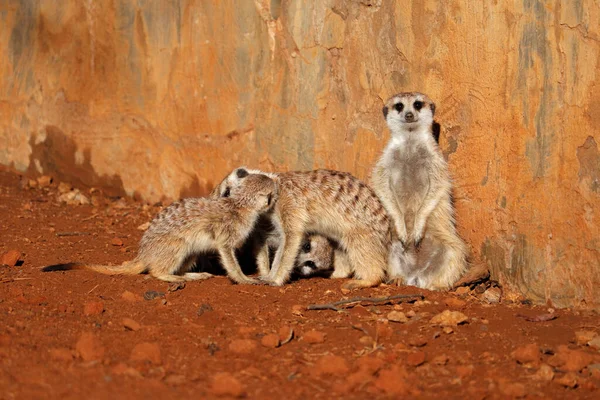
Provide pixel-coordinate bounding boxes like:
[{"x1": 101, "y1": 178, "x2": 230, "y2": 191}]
[
  {"x1": 481, "y1": 287, "x2": 502, "y2": 303},
  {"x1": 260, "y1": 334, "x2": 280, "y2": 348},
  {"x1": 122, "y1": 318, "x2": 141, "y2": 331},
  {"x1": 210, "y1": 372, "x2": 245, "y2": 398},
  {"x1": 511, "y1": 343, "x2": 540, "y2": 365},
  {"x1": 407, "y1": 351, "x2": 426, "y2": 367},
  {"x1": 137, "y1": 222, "x2": 151, "y2": 231},
  {"x1": 387, "y1": 311, "x2": 408, "y2": 323},
  {"x1": 312, "y1": 355, "x2": 349, "y2": 377},
  {"x1": 430, "y1": 310, "x2": 469, "y2": 327},
  {"x1": 228, "y1": 339, "x2": 258, "y2": 354},
  {"x1": 444, "y1": 297, "x2": 466, "y2": 309},
  {"x1": 58, "y1": 189, "x2": 90, "y2": 205},
  {"x1": 1, "y1": 250, "x2": 21, "y2": 266},
  {"x1": 110, "y1": 238, "x2": 124, "y2": 246},
  {"x1": 443, "y1": 326, "x2": 454, "y2": 334},
  {"x1": 303, "y1": 330, "x2": 326, "y2": 344},
  {"x1": 121, "y1": 291, "x2": 142, "y2": 302},
  {"x1": 57, "y1": 182, "x2": 72, "y2": 194},
  {"x1": 533, "y1": 364, "x2": 555, "y2": 381},
  {"x1": 431, "y1": 354, "x2": 449, "y2": 365},
  {"x1": 375, "y1": 321, "x2": 394, "y2": 340},
  {"x1": 37, "y1": 175, "x2": 53, "y2": 188},
  {"x1": 454, "y1": 286, "x2": 470, "y2": 296},
  {"x1": 130, "y1": 342, "x2": 162, "y2": 364},
  {"x1": 555, "y1": 372, "x2": 578, "y2": 388},
  {"x1": 76, "y1": 332, "x2": 105, "y2": 361},
  {"x1": 408, "y1": 336, "x2": 427, "y2": 347},
  {"x1": 373, "y1": 366, "x2": 409, "y2": 396},
  {"x1": 278, "y1": 326, "x2": 294, "y2": 344},
  {"x1": 83, "y1": 301, "x2": 104, "y2": 316},
  {"x1": 548, "y1": 345, "x2": 595, "y2": 372},
  {"x1": 574, "y1": 330, "x2": 597, "y2": 346},
  {"x1": 588, "y1": 336, "x2": 600, "y2": 350},
  {"x1": 455, "y1": 364, "x2": 474, "y2": 378},
  {"x1": 291, "y1": 305, "x2": 303, "y2": 315}
]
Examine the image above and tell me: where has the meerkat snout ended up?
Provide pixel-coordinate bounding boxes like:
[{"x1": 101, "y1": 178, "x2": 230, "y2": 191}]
[{"x1": 383, "y1": 92, "x2": 436, "y2": 133}]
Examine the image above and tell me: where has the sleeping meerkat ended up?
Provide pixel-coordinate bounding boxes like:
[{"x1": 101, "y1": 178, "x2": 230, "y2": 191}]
[
  {"x1": 371, "y1": 92, "x2": 468, "y2": 290},
  {"x1": 42, "y1": 173, "x2": 278, "y2": 284},
  {"x1": 211, "y1": 167, "x2": 392, "y2": 289}
]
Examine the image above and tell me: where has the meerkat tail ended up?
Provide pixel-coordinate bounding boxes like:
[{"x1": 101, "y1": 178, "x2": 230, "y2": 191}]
[{"x1": 41, "y1": 260, "x2": 146, "y2": 276}]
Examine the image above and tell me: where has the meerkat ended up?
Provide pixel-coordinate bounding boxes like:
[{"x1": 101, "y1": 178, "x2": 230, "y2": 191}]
[
  {"x1": 371, "y1": 92, "x2": 467, "y2": 290},
  {"x1": 211, "y1": 167, "x2": 392, "y2": 288},
  {"x1": 42, "y1": 173, "x2": 278, "y2": 284}
]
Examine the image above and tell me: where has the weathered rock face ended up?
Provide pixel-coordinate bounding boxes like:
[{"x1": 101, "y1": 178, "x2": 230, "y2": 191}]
[{"x1": 1, "y1": 0, "x2": 598, "y2": 308}]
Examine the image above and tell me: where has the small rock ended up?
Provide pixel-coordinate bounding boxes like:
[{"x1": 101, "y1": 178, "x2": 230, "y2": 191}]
[
  {"x1": 49, "y1": 347, "x2": 74, "y2": 362},
  {"x1": 588, "y1": 336, "x2": 600, "y2": 350},
  {"x1": 312, "y1": 355, "x2": 349, "y2": 376},
  {"x1": 110, "y1": 238, "x2": 123, "y2": 246},
  {"x1": 376, "y1": 321, "x2": 393, "y2": 340},
  {"x1": 122, "y1": 318, "x2": 141, "y2": 331},
  {"x1": 444, "y1": 297, "x2": 466, "y2": 308},
  {"x1": 261, "y1": 334, "x2": 280, "y2": 348},
  {"x1": 228, "y1": 339, "x2": 257, "y2": 354},
  {"x1": 511, "y1": 344, "x2": 540, "y2": 365},
  {"x1": 373, "y1": 366, "x2": 409, "y2": 395},
  {"x1": 355, "y1": 356, "x2": 385, "y2": 375},
  {"x1": 37, "y1": 175, "x2": 53, "y2": 188},
  {"x1": 549, "y1": 345, "x2": 595, "y2": 372},
  {"x1": 456, "y1": 364, "x2": 474, "y2": 378},
  {"x1": 278, "y1": 326, "x2": 294, "y2": 344},
  {"x1": 57, "y1": 182, "x2": 72, "y2": 194},
  {"x1": 408, "y1": 336, "x2": 427, "y2": 347},
  {"x1": 130, "y1": 342, "x2": 161, "y2": 364},
  {"x1": 406, "y1": 310, "x2": 416, "y2": 318},
  {"x1": 555, "y1": 372, "x2": 578, "y2": 388},
  {"x1": 443, "y1": 326, "x2": 454, "y2": 334},
  {"x1": 76, "y1": 332, "x2": 105, "y2": 361},
  {"x1": 1, "y1": 250, "x2": 21, "y2": 266},
  {"x1": 533, "y1": 364, "x2": 555, "y2": 381},
  {"x1": 430, "y1": 310, "x2": 469, "y2": 327},
  {"x1": 359, "y1": 336, "x2": 374, "y2": 346},
  {"x1": 83, "y1": 301, "x2": 104, "y2": 316},
  {"x1": 340, "y1": 287, "x2": 351, "y2": 295},
  {"x1": 407, "y1": 351, "x2": 426, "y2": 367},
  {"x1": 58, "y1": 189, "x2": 90, "y2": 205},
  {"x1": 387, "y1": 311, "x2": 408, "y2": 323},
  {"x1": 137, "y1": 222, "x2": 151, "y2": 231},
  {"x1": 143, "y1": 290, "x2": 165, "y2": 301},
  {"x1": 431, "y1": 355, "x2": 449, "y2": 365},
  {"x1": 481, "y1": 287, "x2": 502, "y2": 303},
  {"x1": 499, "y1": 381, "x2": 526, "y2": 397},
  {"x1": 454, "y1": 286, "x2": 470, "y2": 296},
  {"x1": 210, "y1": 372, "x2": 245, "y2": 398},
  {"x1": 121, "y1": 291, "x2": 141, "y2": 302},
  {"x1": 303, "y1": 330, "x2": 326, "y2": 344},
  {"x1": 291, "y1": 305, "x2": 303, "y2": 316}
]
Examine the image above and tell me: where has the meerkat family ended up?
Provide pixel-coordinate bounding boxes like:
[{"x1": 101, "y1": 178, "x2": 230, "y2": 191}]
[
  {"x1": 43, "y1": 91, "x2": 466, "y2": 291},
  {"x1": 43, "y1": 173, "x2": 278, "y2": 284},
  {"x1": 371, "y1": 92, "x2": 467, "y2": 290},
  {"x1": 211, "y1": 168, "x2": 393, "y2": 288}
]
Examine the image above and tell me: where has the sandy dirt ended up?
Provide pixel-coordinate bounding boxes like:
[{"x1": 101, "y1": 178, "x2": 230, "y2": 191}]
[{"x1": 1, "y1": 165, "x2": 599, "y2": 399}]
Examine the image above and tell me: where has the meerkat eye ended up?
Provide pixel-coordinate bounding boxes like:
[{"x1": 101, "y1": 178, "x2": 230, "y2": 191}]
[
  {"x1": 413, "y1": 101, "x2": 423, "y2": 110},
  {"x1": 394, "y1": 103, "x2": 404, "y2": 112},
  {"x1": 222, "y1": 187, "x2": 231, "y2": 198},
  {"x1": 302, "y1": 241, "x2": 311, "y2": 253}
]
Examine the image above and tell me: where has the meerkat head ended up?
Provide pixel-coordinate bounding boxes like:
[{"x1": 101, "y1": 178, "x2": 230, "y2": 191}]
[
  {"x1": 294, "y1": 234, "x2": 334, "y2": 278},
  {"x1": 382, "y1": 92, "x2": 436, "y2": 135},
  {"x1": 212, "y1": 167, "x2": 278, "y2": 211}
]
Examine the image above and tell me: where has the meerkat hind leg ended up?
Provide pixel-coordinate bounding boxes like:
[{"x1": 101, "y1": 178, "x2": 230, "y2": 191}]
[
  {"x1": 330, "y1": 249, "x2": 352, "y2": 279},
  {"x1": 341, "y1": 238, "x2": 386, "y2": 289}
]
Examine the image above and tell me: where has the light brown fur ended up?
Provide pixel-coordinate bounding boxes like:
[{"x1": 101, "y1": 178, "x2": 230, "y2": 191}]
[
  {"x1": 42, "y1": 173, "x2": 278, "y2": 284},
  {"x1": 371, "y1": 92, "x2": 467, "y2": 290},
  {"x1": 212, "y1": 168, "x2": 393, "y2": 289}
]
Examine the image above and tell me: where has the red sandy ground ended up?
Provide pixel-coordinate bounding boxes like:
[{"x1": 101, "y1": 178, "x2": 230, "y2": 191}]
[{"x1": 1, "y1": 165, "x2": 599, "y2": 400}]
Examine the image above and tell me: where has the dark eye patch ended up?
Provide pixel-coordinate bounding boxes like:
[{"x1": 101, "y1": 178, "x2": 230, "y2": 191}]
[
  {"x1": 394, "y1": 103, "x2": 404, "y2": 112},
  {"x1": 223, "y1": 187, "x2": 231, "y2": 198},
  {"x1": 236, "y1": 168, "x2": 248, "y2": 178},
  {"x1": 413, "y1": 101, "x2": 423, "y2": 110}
]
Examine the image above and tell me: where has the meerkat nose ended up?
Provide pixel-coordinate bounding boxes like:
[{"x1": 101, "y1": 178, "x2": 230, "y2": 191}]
[{"x1": 405, "y1": 112, "x2": 414, "y2": 122}]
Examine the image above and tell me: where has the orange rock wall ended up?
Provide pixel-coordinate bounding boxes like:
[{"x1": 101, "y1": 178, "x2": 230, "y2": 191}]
[{"x1": 1, "y1": 0, "x2": 599, "y2": 307}]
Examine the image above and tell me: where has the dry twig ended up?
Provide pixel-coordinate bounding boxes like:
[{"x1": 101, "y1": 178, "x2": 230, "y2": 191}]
[{"x1": 307, "y1": 293, "x2": 424, "y2": 312}]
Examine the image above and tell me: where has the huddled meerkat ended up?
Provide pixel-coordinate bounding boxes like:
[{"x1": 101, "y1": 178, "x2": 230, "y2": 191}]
[
  {"x1": 371, "y1": 92, "x2": 467, "y2": 290},
  {"x1": 211, "y1": 167, "x2": 393, "y2": 288},
  {"x1": 42, "y1": 173, "x2": 278, "y2": 284}
]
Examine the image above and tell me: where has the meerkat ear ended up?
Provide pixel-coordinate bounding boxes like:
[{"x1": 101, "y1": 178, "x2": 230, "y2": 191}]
[
  {"x1": 382, "y1": 106, "x2": 389, "y2": 119},
  {"x1": 236, "y1": 168, "x2": 249, "y2": 178},
  {"x1": 430, "y1": 102, "x2": 436, "y2": 117}
]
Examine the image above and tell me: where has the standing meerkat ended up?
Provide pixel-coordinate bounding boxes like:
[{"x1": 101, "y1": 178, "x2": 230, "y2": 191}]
[
  {"x1": 371, "y1": 92, "x2": 467, "y2": 290},
  {"x1": 42, "y1": 173, "x2": 278, "y2": 284},
  {"x1": 211, "y1": 167, "x2": 392, "y2": 288}
]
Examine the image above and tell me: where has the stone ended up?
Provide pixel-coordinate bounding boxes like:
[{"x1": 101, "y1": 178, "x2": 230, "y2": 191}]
[
  {"x1": 122, "y1": 318, "x2": 141, "y2": 331},
  {"x1": 588, "y1": 336, "x2": 600, "y2": 350},
  {"x1": 454, "y1": 287, "x2": 470, "y2": 296},
  {"x1": 110, "y1": 238, "x2": 123, "y2": 246},
  {"x1": 57, "y1": 182, "x2": 72, "y2": 193},
  {"x1": 228, "y1": 339, "x2": 257, "y2": 354},
  {"x1": 37, "y1": 176, "x2": 53, "y2": 188},
  {"x1": 83, "y1": 301, "x2": 104, "y2": 316},
  {"x1": 137, "y1": 222, "x2": 151, "y2": 231},
  {"x1": 387, "y1": 311, "x2": 409, "y2": 323},
  {"x1": 58, "y1": 189, "x2": 90, "y2": 205},
  {"x1": 75, "y1": 332, "x2": 105, "y2": 361},
  {"x1": 548, "y1": 345, "x2": 595, "y2": 372},
  {"x1": 1, "y1": 250, "x2": 21, "y2": 266},
  {"x1": 455, "y1": 364, "x2": 474, "y2": 378},
  {"x1": 555, "y1": 372, "x2": 578, "y2": 388},
  {"x1": 407, "y1": 351, "x2": 426, "y2": 367},
  {"x1": 430, "y1": 310, "x2": 469, "y2": 327},
  {"x1": 121, "y1": 291, "x2": 142, "y2": 302},
  {"x1": 444, "y1": 297, "x2": 466, "y2": 309},
  {"x1": 278, "y1": 326, "x2": 294, "y2": 344},
  {"x1": 431, "y1": 355, "x2": 449, "y2": 365},
  {"x1": 373, "y1": 366, "x2": 409, "y2": 396},
  {"x1": 408, "y1": 336, "x2": 428, "y2": 347},
  {"x1": 312, "y1": 355, "x2": 349, "y2": 376},
  {"x1": 481, "y1": 287, "x2": 502, "y2": 303},
  {"x1": 575, "y1": 330, "x2": 597, "y2": 346},
  {"x1": 210, "y1": 372, "x2": 245, "y2": 398},
  {"x1": 260, "y1": 334, "x2": 280, "y2": 348},
  {"x1": 511, "y1": 344, "x2": 540, "y2": 365},
  {"x1": 303, "y1": 330, "x2": 326, "y2": 344},
  {"x1": 355, "y1": 356, "x2": 385, "y2": 375},
  {"x1": 533, "y1": 364, "x2": 555, "y2": 381},
  {"x1": 130, "y1": 342, "x2": 161, "y2": 365}
]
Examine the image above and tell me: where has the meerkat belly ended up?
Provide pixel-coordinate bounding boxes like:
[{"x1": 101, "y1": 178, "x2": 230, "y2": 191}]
[{"x1": 391, "y1": 149, "x2": 432, "y2": 221}]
